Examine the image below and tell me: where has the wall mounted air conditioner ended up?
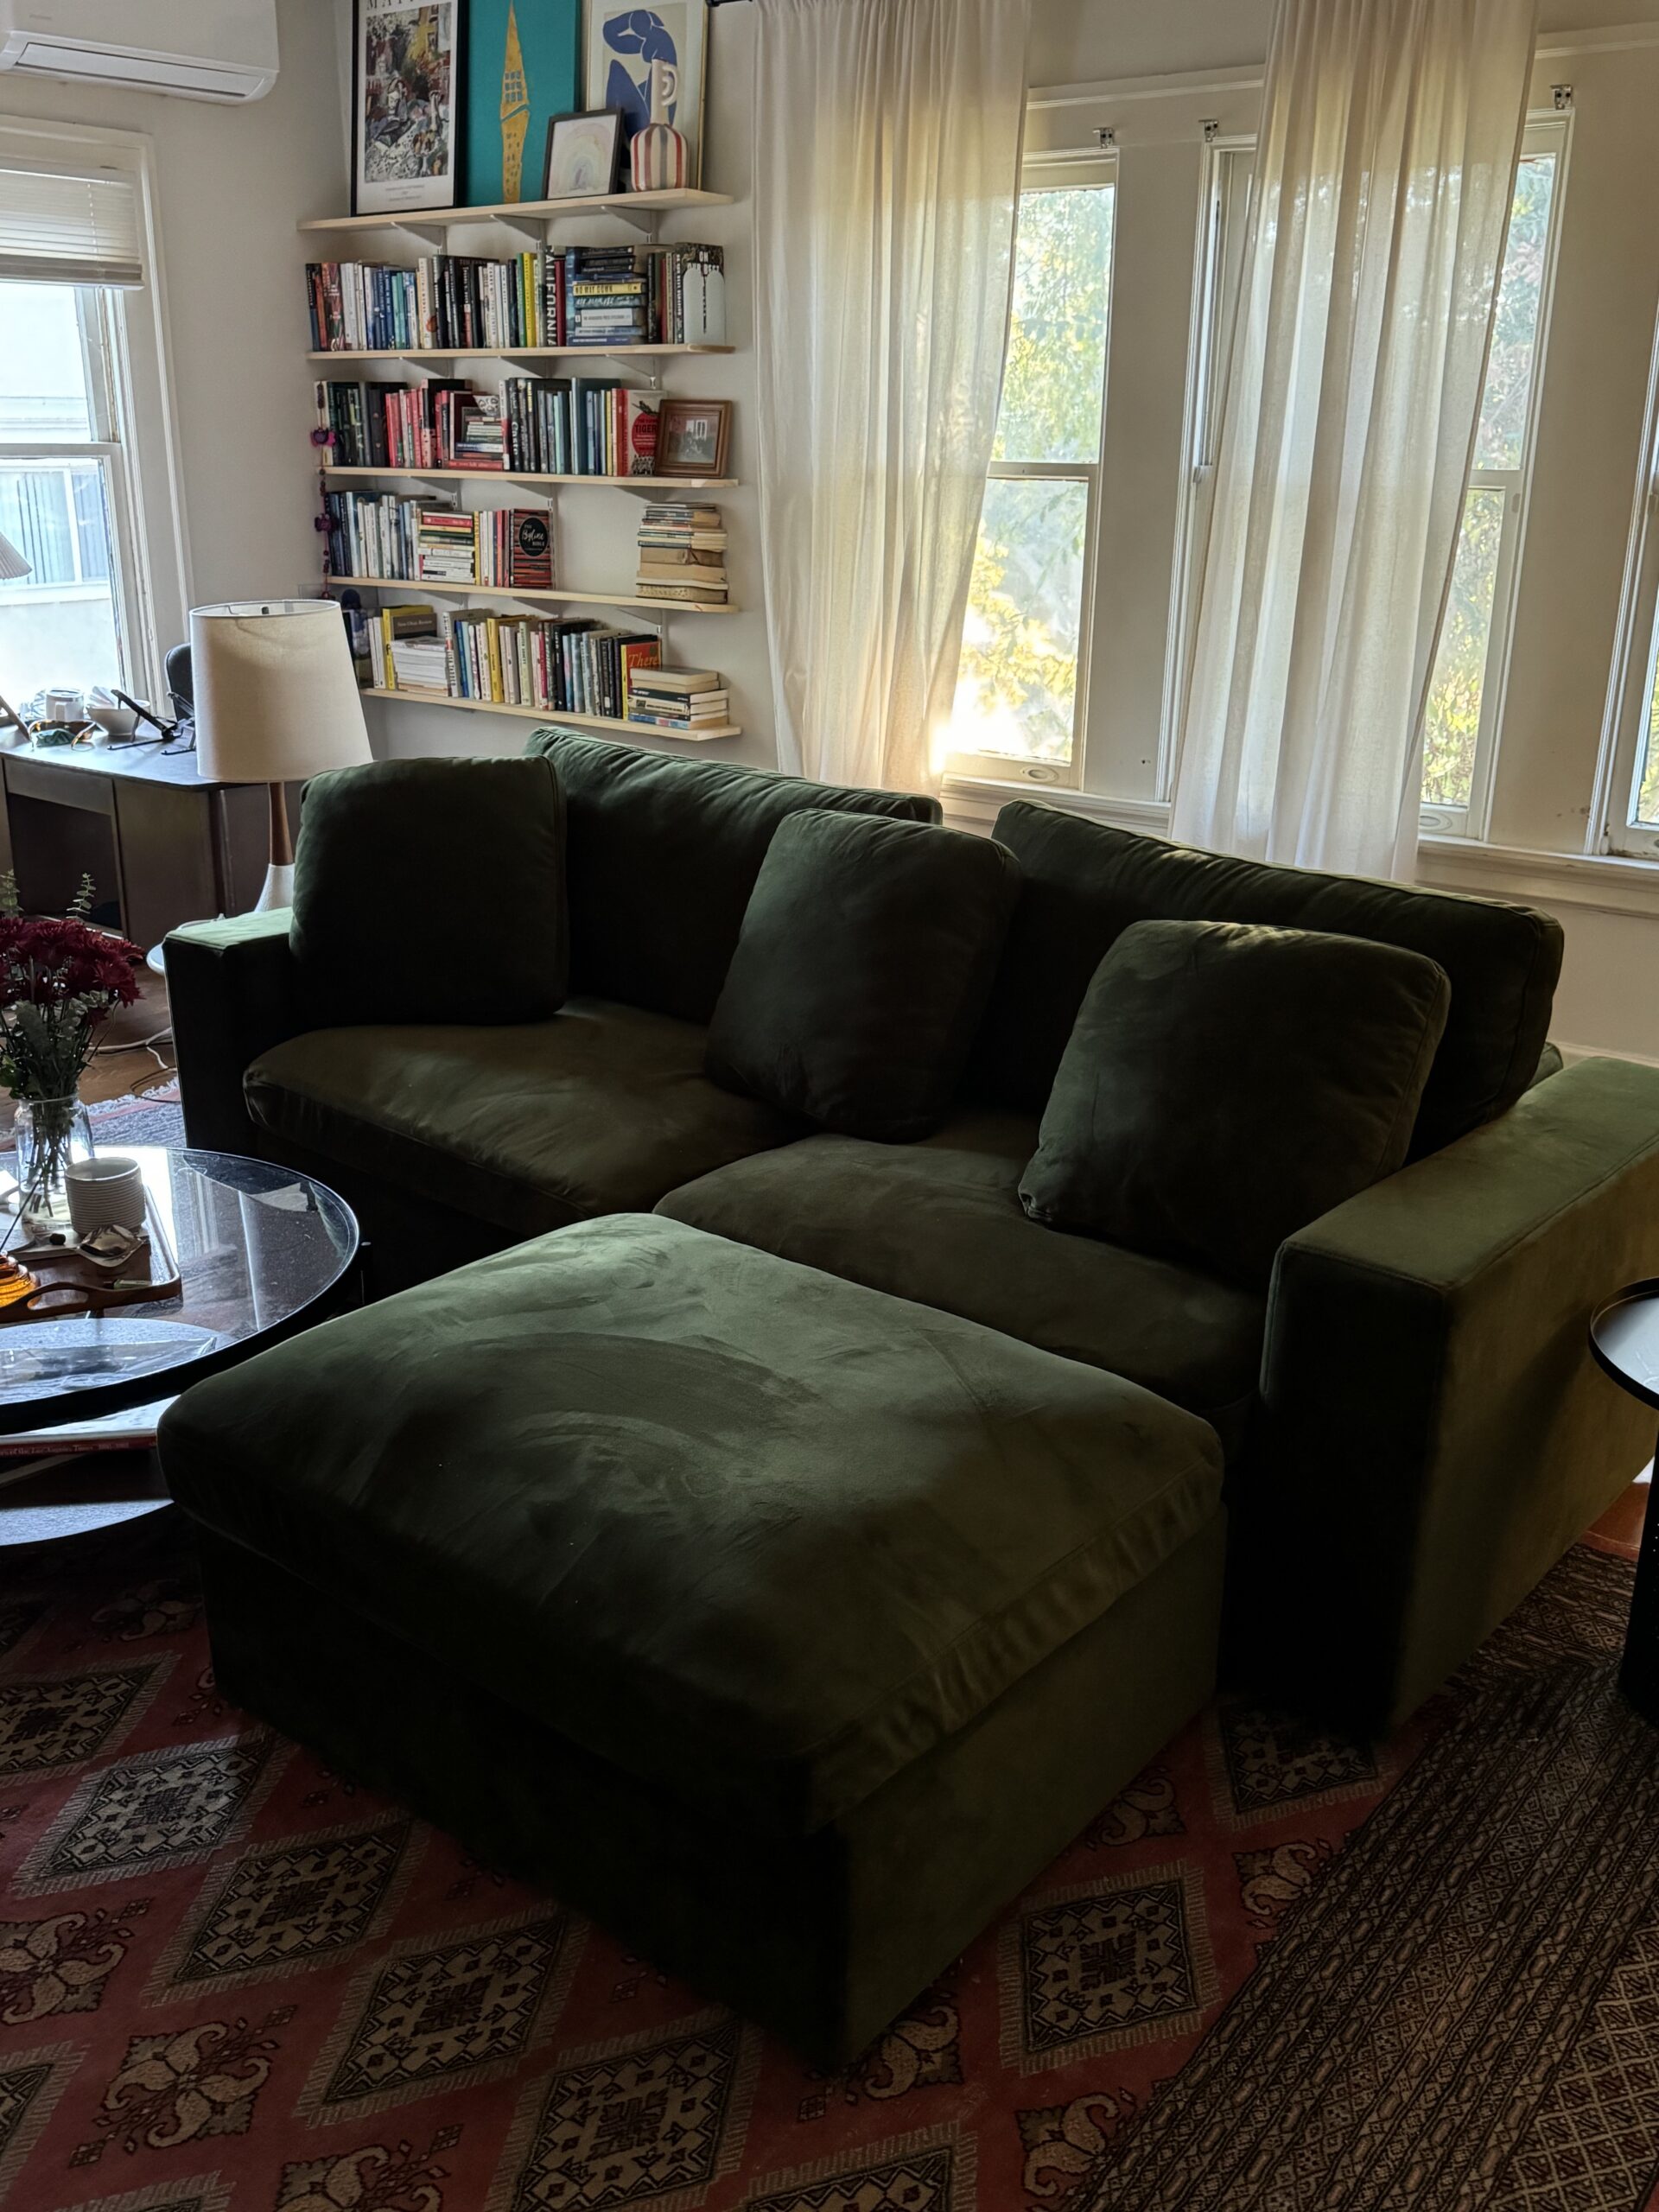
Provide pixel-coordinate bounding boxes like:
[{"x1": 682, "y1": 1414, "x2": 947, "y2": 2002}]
[{"x1": 0, "y1": 0, "x2": 279, "y2": 103}]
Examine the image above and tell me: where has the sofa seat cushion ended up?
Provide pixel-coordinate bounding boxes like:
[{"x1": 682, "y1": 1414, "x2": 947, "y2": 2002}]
[
  {"x1": 245, "y1": 998, "x2": 802, "y2": 1236},
  {"x1": 159, "y1": 1214, "x2": 1224, "y2": 1837},
  {"x1": 657, "y1": 1112, "x2": 1265, "y2": 1456}
]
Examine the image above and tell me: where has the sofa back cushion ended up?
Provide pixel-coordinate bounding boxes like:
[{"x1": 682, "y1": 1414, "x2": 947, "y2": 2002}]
[
  {"x1": 524, "y1": 730, "x2": 940, "y2": 1023},
  {"x1": 291, "y1": 755, "x2": 567, "y2": 1027},
  {"x1": 975, "y1": 803, "x2": 1562, "y2": 1157},
  {"x1": 708, "y1": 811, "x2": 1021, "y2": 1141},
  {"x1": 1019, "y1": 920, "x2": 1452, "y2": 1287}
]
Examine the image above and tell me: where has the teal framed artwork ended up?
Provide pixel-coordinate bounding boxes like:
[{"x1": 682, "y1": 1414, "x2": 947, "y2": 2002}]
[{"x1": 465, "y1": 0, "x2": 581, "y2": 206}]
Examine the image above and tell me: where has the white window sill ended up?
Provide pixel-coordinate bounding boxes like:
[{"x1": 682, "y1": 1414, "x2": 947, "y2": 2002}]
[{"x1": 944, "y1": 774, "x2": 1659, "y2": 920}]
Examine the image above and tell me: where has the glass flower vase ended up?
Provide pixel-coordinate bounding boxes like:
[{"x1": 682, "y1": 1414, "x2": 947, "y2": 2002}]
[{"x1": 10, "y1": 1095, "x2": 95, "y2": 1240}]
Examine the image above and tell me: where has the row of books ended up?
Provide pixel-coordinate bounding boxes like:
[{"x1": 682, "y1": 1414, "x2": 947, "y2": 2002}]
[
  {"x1": 342, "y1": 599, "x2": 728, "y2": 731},
  {"x1": 318, "y1": 378, "x2": 663, "y2": 478},
  {"x1": 637, "y1": 502, "x2": 727, "y2": 606},
  {"x1": 305, "y1": 245, "x2": 726, "y2": 354},
  {"x1": 322, "y1": 493, "x2": 555, "y2": 588}
]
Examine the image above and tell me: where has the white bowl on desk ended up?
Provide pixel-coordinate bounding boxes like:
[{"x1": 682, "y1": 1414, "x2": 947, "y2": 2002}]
[{"x1": 86, "y1": 697, "x2": 140, "y2": 742}]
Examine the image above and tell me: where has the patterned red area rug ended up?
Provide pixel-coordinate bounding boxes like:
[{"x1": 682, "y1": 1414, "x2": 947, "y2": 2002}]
[{"x1": 0, "y1": 1511, "x2": 1643, "y2": 2212}]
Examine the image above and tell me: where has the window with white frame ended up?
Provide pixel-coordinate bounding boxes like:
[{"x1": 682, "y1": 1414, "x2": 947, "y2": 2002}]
[
  {"x1": 946, "y1": 159, "x2": 1116, "y2": 789},
  {"x1": 1169, "y1": 119, "x2": 1566, "y2": 837},
  {"x1": 1420, "y1": 124, "x2": 1564, "y2": 837},
  {"x1": 1594, "y1": 248, "x2": 1659, "y2": 859},
  {"x1": 0, "y1": 126, "x2": 181, "y2": 717}
]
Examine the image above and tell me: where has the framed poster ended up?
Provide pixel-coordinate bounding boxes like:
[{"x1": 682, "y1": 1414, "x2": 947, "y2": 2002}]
[
  {"x1": 465, "y1": 0, "x2": 582, "y2": 208},
  {"x1": 585, "y1": 1, "x2": 707, "y2": 188},
  {"x1": 353, "y1": 3, "x2": 468, "y2": 215}
]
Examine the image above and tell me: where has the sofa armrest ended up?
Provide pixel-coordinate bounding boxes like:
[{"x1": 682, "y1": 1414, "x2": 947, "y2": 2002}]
[
  {"x1": 1241, "y1": 1055, "x2": 1659, "y2": 1729},
  {"x1": 167, "y1": 911, "x2": 305, "y2": 1154}
]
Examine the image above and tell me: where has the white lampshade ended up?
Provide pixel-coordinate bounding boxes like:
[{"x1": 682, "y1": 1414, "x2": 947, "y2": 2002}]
[
  {"x1": 190, "y1": 599, "x2": 372, "y2": 783},
  {"x1": 0, "y1": 530, "x2": 30, "y2": 582}
]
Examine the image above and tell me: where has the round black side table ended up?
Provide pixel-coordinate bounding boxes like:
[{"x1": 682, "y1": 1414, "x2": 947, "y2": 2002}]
[{"x1": 1589, "y1": 1281, "x2": 1659, "y2": 1725}]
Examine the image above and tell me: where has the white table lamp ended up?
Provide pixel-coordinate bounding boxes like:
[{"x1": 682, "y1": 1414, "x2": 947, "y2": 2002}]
[{"x1": 191, "y1": 599, "x2": 372, "y2": 912}]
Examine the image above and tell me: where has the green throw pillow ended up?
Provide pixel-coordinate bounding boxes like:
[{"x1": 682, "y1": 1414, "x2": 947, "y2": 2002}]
[
  {"x1": 290, "y1": 756, "x2": 568, "y2": 1027},
  {"x1": 1020, "y1": 918, "x2": 1451, "y2": 1287},
  {"x1": 707, "y1": 810, "x2": 1021, "y2": 1142}
]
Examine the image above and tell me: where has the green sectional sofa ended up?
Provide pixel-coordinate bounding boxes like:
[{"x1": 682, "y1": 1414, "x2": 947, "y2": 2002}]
[{"x1": 166, "y1": 733, "x2": 1659, "y2": 1732}]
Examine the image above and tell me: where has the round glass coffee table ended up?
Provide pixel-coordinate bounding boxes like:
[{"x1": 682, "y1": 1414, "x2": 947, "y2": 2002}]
[{"x1": 0, "y1": 1147, "x2": 359, "y2": 1544}]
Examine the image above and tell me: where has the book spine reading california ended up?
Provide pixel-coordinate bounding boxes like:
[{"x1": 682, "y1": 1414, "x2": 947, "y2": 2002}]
[
  {"x1": 305, "y1": 246, "x2": 723, "y2": 353},
  {"x1": 322, "y1": 493, "x2": 556, "y2": 588},
  {"x1": 320, "y1": 379, "x2": 664, "y2": 479},
  {"x1": 636, "y1": 503, "x2": 728, "y2": 604},
  {"x1": 359, "y1": 604, "x2": 664, "y2": 721}
]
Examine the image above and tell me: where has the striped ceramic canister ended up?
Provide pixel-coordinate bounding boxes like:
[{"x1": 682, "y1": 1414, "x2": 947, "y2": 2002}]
[{"x1": 630, "y1": 58, "x2": 690, "y2": 192}]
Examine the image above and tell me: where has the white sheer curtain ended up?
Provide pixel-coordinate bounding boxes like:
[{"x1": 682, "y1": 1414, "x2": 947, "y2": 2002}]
[
  {"x1": 752, "y1": 0, "x2": 1030, "y2": 793},
  {"x1": 1172, "y1": 0, "x2": 1537, "y2": 879}
]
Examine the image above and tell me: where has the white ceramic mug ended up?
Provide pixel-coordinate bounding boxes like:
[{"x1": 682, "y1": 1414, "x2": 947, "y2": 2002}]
[{"x1": 65, "y1": 1155, "x2": 148, "y2": 1238}]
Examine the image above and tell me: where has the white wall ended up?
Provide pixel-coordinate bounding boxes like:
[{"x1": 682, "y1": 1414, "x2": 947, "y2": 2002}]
[{"x1": 0, "y1": 0, "x2": 346, "y2": 624}]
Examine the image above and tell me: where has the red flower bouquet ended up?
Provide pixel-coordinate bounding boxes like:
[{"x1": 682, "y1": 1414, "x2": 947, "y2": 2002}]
[{"x1": 0, "y1": 873, "x2": 141, "y2": 1236}]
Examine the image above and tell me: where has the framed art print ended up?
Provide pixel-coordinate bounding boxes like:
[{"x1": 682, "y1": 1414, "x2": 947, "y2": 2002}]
[
  {"x1": 657, "y1": 397, "x2": 730, "y2": 477},
  {"x1": 585, "y1": 0, "x2": 707, "y2": 188},
  {"x1": 465, "y1": 0, "x2": 581, "y2": 207},
  {"x1": 353, "y1": 2, "x2": 468, "y2": 215},
  {"x1": 543, "y1": 109, "x2": 624, "y2": 197}
]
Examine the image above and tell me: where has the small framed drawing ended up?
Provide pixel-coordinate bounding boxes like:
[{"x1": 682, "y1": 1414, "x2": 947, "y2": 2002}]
[
  {"x1": 585, "y1": 0, "x2": 707, "y2": 187},
  {"x1": 657, "y1": 398, "x2": 731, "y2": 478},
  {"x1": 543, "y1": 109, "x2": 624, "y2": 198},
  {"x1": 353, "y1": 1, "x2": 468, "y2": 216}
]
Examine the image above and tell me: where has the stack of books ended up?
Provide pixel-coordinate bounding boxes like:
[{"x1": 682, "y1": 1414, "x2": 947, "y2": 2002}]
[
  {"x1": 627, "y1": 667, "x2": 731, "y2": 734},
  {"x1": 636, "y1": 504, "x2": 728, "y2": 605},
  {"x1": 416, "y1": 509, "x2": 480, "y2": 583},
  {"x1": 563, "y1": 247, "x2": 649, "y2": 347}
]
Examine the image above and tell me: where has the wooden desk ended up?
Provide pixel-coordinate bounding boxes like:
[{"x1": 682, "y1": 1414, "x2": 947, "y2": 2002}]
[{"x1": 0, "y1": 740, "x2": 276, "y2": 944}]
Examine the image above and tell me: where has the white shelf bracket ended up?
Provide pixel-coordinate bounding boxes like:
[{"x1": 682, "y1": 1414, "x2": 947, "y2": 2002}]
[
  {"x1": 490, "y1": 217, "x2": 547, "y2": 252},
  {"x1": 390, "y1": 221, "x2": 448, "y2": 251}
]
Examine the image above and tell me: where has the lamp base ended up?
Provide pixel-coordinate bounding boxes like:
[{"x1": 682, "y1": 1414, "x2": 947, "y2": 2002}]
[
  {"x1": 253, "y1": 862, "x2": 295, "y2": 913},
  {"x1": 255, "y1": 781, "x2": 296, "y2": 913}
]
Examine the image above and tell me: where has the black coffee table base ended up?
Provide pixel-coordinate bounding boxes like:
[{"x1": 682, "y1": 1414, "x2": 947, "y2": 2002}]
[
  {"x1": 1589, "y1": 1282, "x2": 1659, "y2": 1725},
  {"x1": 1624, "y1": 1436, "x2": 1659, "y2": 1725},
  {"x1": 0, "y1": 1448, "x2": 169, "y2": 1548}
]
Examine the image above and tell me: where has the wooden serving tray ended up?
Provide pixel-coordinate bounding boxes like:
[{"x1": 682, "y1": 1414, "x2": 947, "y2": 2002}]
[{"x1": 0, "y1": 1197, "x2": 181, "y2": 1320}]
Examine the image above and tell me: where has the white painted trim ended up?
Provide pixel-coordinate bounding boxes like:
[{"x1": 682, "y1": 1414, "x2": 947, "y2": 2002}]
[
  {"x1": 1027, "y1": 22, "x2": 1659, "y2": 118},
  {"x1": 943, "y1": 773, "x2": 1171, "y2": 834},
  {"x1": 1556, "y1": 1039, "x2": 1659, "y2": 1068},
  {"x1": 1416, "y1": 836, "x2": 1659, "y2": 918}
]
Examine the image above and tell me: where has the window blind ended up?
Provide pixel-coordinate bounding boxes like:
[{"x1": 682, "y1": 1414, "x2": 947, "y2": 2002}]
[{"x1": 0, "y1": 162, "x2": 143, "y2": 289}]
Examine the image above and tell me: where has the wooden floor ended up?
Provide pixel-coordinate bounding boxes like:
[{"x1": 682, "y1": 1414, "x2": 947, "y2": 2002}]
[
  {"x1": 80, "y1": 965, "x2": 174, "y2": 1104},
  {"x1": 1592, "y1": 1473, "x2": 1652, "y2": 1548}
]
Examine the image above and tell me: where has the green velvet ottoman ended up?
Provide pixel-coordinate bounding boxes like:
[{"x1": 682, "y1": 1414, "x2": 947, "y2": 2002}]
[{"x1": 157, "y1": 1214, "x2": 1226, "y2": 2063}]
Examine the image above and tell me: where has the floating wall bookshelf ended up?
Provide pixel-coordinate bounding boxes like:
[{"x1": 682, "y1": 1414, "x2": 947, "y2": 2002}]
[
  {"x1": 325, "y1": 575, "x2": 738, "y2": 616},
  {"x1": 308, "y1": 345, "x2": 732, "y2": 364},
  {"x1": 303, "y1": 185, "x2": 741, "y2": 740},
  {"x1": 357, "y1": 689, "x2": 737, "y2": 743},
  {"x1": 323, "y1": 467, "x2": 735, "y2": 491},
  {"x1": 301, "y1": 187, "x2": 734, "y2": 238}
]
